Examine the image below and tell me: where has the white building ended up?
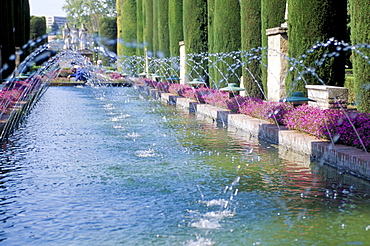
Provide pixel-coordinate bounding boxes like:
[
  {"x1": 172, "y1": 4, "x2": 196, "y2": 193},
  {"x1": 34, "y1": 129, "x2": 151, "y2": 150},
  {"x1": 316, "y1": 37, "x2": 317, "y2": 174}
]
[{"x1": 46, "y1": 16, "x2": 68, "y2": 29}]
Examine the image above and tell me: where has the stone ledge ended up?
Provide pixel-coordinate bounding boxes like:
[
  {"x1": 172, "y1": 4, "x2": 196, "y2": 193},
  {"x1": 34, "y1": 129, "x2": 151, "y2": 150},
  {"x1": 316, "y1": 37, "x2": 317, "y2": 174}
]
[{"x1": 138, "y1": 86, "x2": 370, "y2": 180}]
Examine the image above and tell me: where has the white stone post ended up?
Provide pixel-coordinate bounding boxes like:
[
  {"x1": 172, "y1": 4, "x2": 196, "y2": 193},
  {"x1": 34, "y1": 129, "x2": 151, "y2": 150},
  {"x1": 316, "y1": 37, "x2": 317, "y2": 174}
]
[
  {"x1": 266, "y1": 27, "x2": 288, "y2": 102},
  {"x1": 179, "y1": 41, "x2": 186, "y2": 84},
  {"x1": 145, "y1": 47, "x2": 149, "y2": 74}
]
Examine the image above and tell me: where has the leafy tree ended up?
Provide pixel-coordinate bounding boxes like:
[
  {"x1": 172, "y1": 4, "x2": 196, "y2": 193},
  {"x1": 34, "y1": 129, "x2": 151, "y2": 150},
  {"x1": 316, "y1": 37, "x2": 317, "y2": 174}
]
[
  {"x1": 63, "y1": 0, "x2": 116, "y2": 33},
  {"x1": 50, "y1": 22, "x2": 60, "y2": 34},
  {"x1": 30, "y1": 16, "x2": 47, "y2": 41}
]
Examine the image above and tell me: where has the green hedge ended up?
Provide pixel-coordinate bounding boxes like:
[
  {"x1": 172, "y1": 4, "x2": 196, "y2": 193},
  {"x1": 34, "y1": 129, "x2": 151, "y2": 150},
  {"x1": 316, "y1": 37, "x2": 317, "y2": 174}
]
[
  {"x1": 168, "y1": 0, "x2": 183, "y2": 57},
  {"x1": 157, "y1": 0, "x2": 170, "y2": 57},
  {"x1": 350, "y1": 0, "x2": 370, "y2": 113},
  {"x1": 261, "y1": 0, "x2": 286, "y2": 96},
  {"x1": 210, "y1": 0, "x2": 241, "y2": 87},
  {"x1": 136, "y1": 0, "x2": 144, "y2": 56},
  {"x1": 143, "y1": 0, "x2": 154, "y2": 55},
  {"x1": 119, "y1": 0, "x2": 137, "y2": 56},
  {"x1": 240, "y1": 0, "x2": 262, "y2": 98},
  {"x1": 286, "y1": 0, "x2": 347, "y2": 95}
]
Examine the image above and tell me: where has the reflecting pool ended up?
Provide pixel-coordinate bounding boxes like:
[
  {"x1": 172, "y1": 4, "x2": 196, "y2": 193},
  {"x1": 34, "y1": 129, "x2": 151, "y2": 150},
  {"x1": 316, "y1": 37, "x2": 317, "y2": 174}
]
[{"x1": 1, "y1": 86, "x2": 370, "y2": 245}]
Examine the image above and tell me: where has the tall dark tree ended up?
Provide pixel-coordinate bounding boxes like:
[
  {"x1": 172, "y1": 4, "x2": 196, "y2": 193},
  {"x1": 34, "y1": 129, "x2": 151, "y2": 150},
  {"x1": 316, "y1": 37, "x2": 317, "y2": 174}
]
[
  {"x1": 156, "y1": 0, "x2": 170, "y2": 57},
  {"x1": 143, "y1": 0, "x2": 154, "y2": 55},
  {"x1": 350, "y1": 0, "x2": 370, "y2": 113},
  {"x1": 99, "y1": 17, "x2": 117, "y2": 54},
  {"x1": 240, "y1": 0, "x2": 262, "y2": 98},
  {"x1": 136, "y1": 0, "x2": 144, "y2": 56},
  {"x1": 261, "y1": 0, "x2": 286, "y2": 95},
  {"x1": 286, "y1": 0, "x2": 347, "y2": 94},
  {"x1": 0, "y1": 0, "x2": 16, "y2": 79},
  {"x1": 183, "y1": 0, "x2": 208, "y2": 79},
  {"x1": 119, "y1": 0, "x2": 137, "y2": 56},
  {"x1": 210, "y1": 0, "x2": 241, "y2": 87},
  {"x1": 168, "y1": 0, "x2": 183, "y2": 57}
]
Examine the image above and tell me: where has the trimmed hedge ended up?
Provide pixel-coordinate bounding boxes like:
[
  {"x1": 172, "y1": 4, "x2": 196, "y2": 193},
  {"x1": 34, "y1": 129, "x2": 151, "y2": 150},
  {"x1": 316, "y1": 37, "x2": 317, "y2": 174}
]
[
  {"x1": 286, "y1": 0, "x2": 347, "y2": 94},
  {"x1": 119, "y1": 0, "x2": 137, "y2": 56},
  {"x1": 350, "y1": 0, "x2": 370, "y2": 113},
  {"x1": 240, "y1": 0, "x2": 262, "y2": 98},
  {"x1": 168, "y1": 0, "x2": 183, "y2": 57},
  {"x1": 210, "y1": 0, "x2": 241, "y2": 87},
  {"x1": 261, "y1": 0, "x2": 286, "y2": 95},
  {"x1": 157, "y1": 0, "x2": 170, "y2": 57}
]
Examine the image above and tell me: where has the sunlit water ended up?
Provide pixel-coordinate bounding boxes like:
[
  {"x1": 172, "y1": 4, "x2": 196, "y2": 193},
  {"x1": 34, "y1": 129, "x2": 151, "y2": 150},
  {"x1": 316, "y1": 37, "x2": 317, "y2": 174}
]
[{"x1": 1, "y1": 86, "x2": 370, "y2": 245}]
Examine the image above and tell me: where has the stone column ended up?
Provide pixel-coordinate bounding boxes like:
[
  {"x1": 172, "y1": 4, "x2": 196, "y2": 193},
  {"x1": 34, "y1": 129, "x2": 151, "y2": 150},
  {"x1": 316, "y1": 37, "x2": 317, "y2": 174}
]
[
  {"x1": 266, "y1": 26, "x2": 288, "y2": 102},
  {"x1": 179, "y1": 41, "x2": 186, "y2": 84}
]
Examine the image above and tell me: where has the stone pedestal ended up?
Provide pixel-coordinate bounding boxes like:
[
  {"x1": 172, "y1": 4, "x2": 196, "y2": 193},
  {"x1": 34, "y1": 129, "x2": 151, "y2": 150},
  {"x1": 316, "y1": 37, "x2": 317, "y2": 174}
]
[
  {"x1": 266, "y1": 27, "x2": 288, "y2": 102},
  {"x1": 305, "y1": 85, "x2": 348, "y2": 109}
]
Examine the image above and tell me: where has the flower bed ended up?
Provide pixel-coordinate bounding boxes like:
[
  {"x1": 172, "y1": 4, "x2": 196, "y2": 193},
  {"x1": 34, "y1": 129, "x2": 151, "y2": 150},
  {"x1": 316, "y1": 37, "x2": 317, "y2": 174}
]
[{"x1": 143, "y1": 79, "x2": 370, "y2": 152}]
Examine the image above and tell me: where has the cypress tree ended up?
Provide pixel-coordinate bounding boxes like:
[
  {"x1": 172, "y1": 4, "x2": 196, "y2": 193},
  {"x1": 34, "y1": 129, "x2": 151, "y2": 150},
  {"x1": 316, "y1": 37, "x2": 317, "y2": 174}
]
[
  {"x1": 261, "y1": 0, "x2": 286, "y2": 95},
  {"x1": 350, "y1": 0, "x2": 370, "y2": 113},
  {"x1": 152, "y1": 0, "x2": 159, "y2": 56},
  {"x1": 183, "y1": 0, "x2": 208, "y2": 55},
  {"x1": 240, "y1": 0, "x2": 262, "y2": 98},
  {"x1": 183, "y1": 0, "x2": 208, "y2": 80},
  {"x1": 120, "y1": 0, "x2": 137, "y2": 56},
  {"x1": 98, "y1": 17, "x2": 117, "y2": 54},
  {"x1": 136, "y1": 0, "x2": 144, "y2": 56},
  {"x1": 211, "y1": 0, "x2": 241, "y2": 87},
  {"x1": 0, "y1": 0, "x2": 15, "y2": 79},
  {"x1": 168, "y1": 0, "x2": 183, "y2": 57},
  {"x1": 157, "y1": 0, "x2": 170, "y2": 57},
  {"x1": 143, "y1": 0, "x2": 154, "y2": 55},
  {"x1": 287, "y1": 0, "x2": 347, "y2": 94}
]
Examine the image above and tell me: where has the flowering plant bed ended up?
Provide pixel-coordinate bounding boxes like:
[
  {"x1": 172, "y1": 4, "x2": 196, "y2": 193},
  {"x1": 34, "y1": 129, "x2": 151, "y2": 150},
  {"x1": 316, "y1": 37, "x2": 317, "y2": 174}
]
[{"x1": 143, "y1": 79, "x2": 370, "y2": 152}]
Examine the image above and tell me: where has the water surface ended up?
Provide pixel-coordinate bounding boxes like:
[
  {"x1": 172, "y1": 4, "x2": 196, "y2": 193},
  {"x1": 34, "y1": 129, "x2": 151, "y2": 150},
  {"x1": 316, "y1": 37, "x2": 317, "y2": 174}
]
[{"x1": 1, "y1": 86, "x2": 370, "y2": 245}]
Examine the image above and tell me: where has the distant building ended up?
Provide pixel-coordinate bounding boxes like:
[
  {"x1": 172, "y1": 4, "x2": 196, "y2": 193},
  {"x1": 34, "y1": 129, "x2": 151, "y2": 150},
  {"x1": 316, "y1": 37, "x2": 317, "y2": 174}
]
[{"x1": 46, "y1": 16, "x2": 68, "y2": 29}]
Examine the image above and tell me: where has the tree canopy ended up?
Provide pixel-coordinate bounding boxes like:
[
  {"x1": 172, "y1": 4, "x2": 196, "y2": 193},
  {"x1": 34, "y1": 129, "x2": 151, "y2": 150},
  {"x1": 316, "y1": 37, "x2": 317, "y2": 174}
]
[{"x1": 62, "y1": 0, "x2": 116, "y2": 33}]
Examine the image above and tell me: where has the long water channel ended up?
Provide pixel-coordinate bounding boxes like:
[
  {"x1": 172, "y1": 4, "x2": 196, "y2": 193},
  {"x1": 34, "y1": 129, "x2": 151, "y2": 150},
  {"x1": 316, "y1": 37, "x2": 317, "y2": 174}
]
[{"x1": 1, "y1": 86, "x2": 370, "y2": 245}]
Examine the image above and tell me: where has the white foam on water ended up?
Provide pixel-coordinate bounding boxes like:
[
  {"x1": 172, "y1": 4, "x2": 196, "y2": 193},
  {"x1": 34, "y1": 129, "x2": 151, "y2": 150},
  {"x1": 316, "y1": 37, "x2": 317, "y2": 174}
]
[
  {"x1": 135, "y1": 149, "x2": 156, "y2": 157},
  {"x1": 185, "y1": 236, "x2": 215, "y2": 246},
  {"x1": 190, "y1": 219, "x2": 221, "y2": 229}
]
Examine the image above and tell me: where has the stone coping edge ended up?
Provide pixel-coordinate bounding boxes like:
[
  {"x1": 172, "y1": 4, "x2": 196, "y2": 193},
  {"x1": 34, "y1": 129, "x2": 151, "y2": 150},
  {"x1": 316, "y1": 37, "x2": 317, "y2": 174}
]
[{"x1": 134, "y1": 84, "x2": 370, "y2": 180}]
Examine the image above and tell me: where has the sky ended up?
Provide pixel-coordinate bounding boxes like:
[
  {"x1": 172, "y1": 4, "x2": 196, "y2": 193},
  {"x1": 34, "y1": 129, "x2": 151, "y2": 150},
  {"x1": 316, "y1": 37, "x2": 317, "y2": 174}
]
[{"x1": 29, "y1": 0, "x2": 67, "y2": 17}]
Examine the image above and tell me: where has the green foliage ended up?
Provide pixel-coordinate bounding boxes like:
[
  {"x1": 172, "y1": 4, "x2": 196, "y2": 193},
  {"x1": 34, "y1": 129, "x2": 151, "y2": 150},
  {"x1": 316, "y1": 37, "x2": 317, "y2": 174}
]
[
  {"x1": 30, "y1": 16, "x2": 47, "y2": 41},
  {"x1": 98, "y1": 17, "x2": 117, "y2": 54},
  {"x1": 143, "y1": 0, "x2": 154, "y2": 54},
  {"x1": 63, "y1": 0, "x2": 116, "y2": 33},
  {"x1": 157, "y1": 0, "x2": 170, "y2": 57},
  {"x1": 240, "y1": 0, "x2": 262, "y2": 98},
  {"x1": 210, "y1": 0, "x2": 241, "y2": 87},
  {"x1": 136, "y1": 0, "x2": 144, "y2": 56},
  {"x1": 286, "y1": 0, "x2": 347, "y2": 94},
  {"x1": 261, "y1": 0, "x2": 286, "y2": 95},
  {"x1": 183, "y1": 0, "x2": 208, "y2": 55},
  {"x1": 183, "y1": 0, "x2": 208, "y2": 80},
  {"x1": 120, "y1": 0, "x2": 137, "y2": 56},
  {"x1": 350, "y1": 0, "x2": 370, "y2": 113},
  {"x1": 152, "y1": 1, "x2": 159, "y2": 55},
  {"x1": 168, "y1": 0, "x2": 183, "y2": 57}
]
